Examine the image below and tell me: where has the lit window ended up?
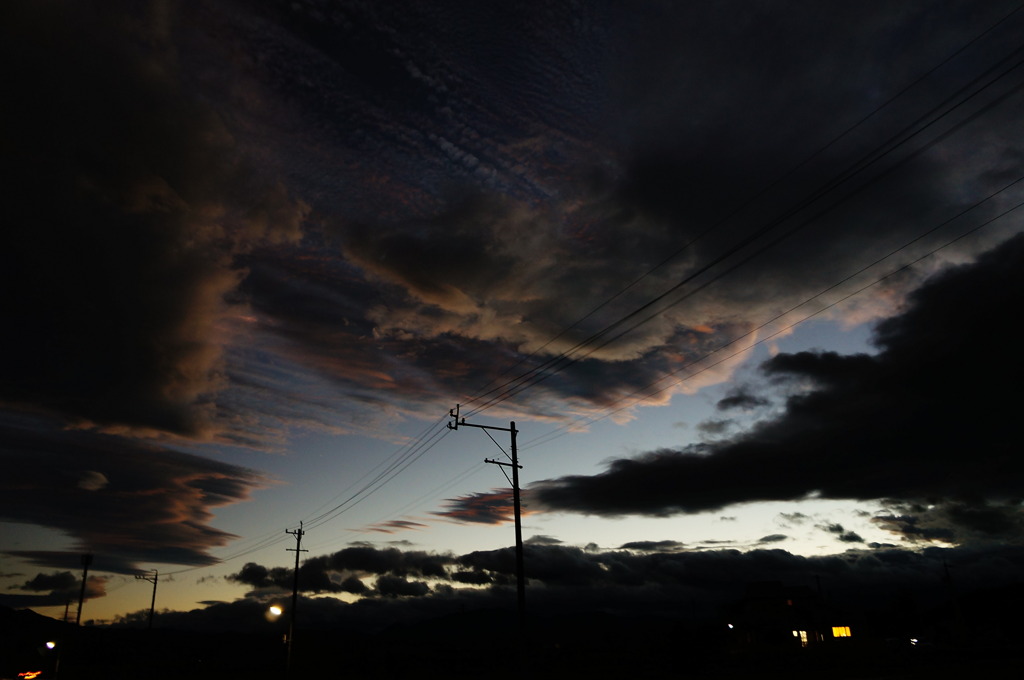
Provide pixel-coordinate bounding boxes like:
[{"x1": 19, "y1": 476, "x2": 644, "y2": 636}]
[
  {"x1": 792, "y1": 630, "x2": 809, "y2": 647},
  {"x1": 832, "y1": 626, "x2": 851, "y2": 638}
]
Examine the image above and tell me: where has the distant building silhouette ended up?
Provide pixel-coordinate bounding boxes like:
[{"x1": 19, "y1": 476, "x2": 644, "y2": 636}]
[{"x1": 726, "y1": 581, "x2": 855, "y2": 649}]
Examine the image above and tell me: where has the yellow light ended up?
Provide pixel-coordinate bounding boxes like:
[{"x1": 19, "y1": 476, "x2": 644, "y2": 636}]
[
  {"x1": 269, "y1": 605, "x2": 282, "y2": 616},
  {"x1": 832, "y1": 626, "x2": 851, "y2": 638}
]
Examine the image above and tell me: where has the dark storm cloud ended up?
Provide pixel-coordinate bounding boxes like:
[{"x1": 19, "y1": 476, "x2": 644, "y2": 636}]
[
  {"x1": 325, "y1": 546, "x2": 453, "y2": 577},
  {"x1": 1, "y1": 1, "x2": 307, "y2": 439},
  {"x1": 696, "y1": 419, "x2": 734, "y2": 436},
  {"x1": 619, "y1": 540, "x2": 686, "y2": 553},
  {"x1": 0, "y1": 573, "x2": 106, "y2": 609},
  {"x1": 874, "y1": 500, "x2": 1024, "y2": 546},
  {"x1": 228, "y1": 563, "x2": 282, "y2": 590},
  {"x1": 376, "y1": 575, "x2": 430, "y2": 598},
  {"x1": 5, "y1": 0, "x2": 1022, "y2": 441},
  {"x1": 757, "y1": 534, "x2": 789, "y2": 544},
  {"x1": 12, "y1": 0, "x2": 1020, "y2": 437},
  {"x1": 227, "y1": 546, "x2": 458, "y2": 596},
  {"x1": 0, "y1": 414, "x2": 268, "y2": 570},
  {"x1": 451, "y1": 570, "x2": 492, "y2": 585},
  {"x1": 717, "y1": 392, "x2": 770, "y2": 411},
  {"x1": 818, "y1": 523, "x2": 866, "y2": 543},
  {"x1": 533, "y1": 235, "x2": 1024, "y2": 542},
  {"x1": 118, "y1": 542, "x2": 1024, "y2": 633},
  {"x1": 340, "y1": 576, "x2": 368, "y2": 594},
  {"x1": 525, "y1": 535, "x2": 563, "y2": 546},
  {"x1": 133, "y1": 0, "x2": 1021, "y2": 429},
  {"x1": 5, "y1": 0, "x2": 1024, "y2": 616},
  {"x1": 18, "y1": 572, "x2": 78, "y2": 593}
]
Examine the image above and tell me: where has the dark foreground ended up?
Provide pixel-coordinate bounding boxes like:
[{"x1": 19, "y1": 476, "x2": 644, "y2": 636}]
[{"x1": 4, "y1": 605, "x2": 1023, "y2": 680}]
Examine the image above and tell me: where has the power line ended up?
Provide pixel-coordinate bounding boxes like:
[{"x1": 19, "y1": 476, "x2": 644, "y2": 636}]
[
  {"x1": 521, "y1": 180, "x2": 1024, "y2": 451},
  {"x1": 458, "y1": 2, "x2": 1024, "y2": 411},
  {"x1": 462, "y1": 46, "x2": 1024, "y2": 419},
  {"x1": 120, "y1": 5, "x2": 1024, "y2": 584},
  {"x1": 304, "y1": 426, "x2": 452, "y2": 530}
]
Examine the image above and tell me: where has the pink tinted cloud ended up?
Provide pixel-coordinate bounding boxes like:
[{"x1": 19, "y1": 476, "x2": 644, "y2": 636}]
[{"x1": 434, "y1": 488, "x2": 536, "y2": 525}]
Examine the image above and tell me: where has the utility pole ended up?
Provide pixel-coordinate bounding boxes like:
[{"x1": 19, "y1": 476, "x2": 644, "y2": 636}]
[
  {"x1": 134, "y1": 570, "x2": 158, "y2": 629},
  {"x1": 448, "y1": 404, "x2": 526, "y2": 633},
  {"x1": 75, "y1": 553, "x2": 92, "y2": 626},
  {"x1": 285, "y1": 522, "x2": 307, "y2": 678}
]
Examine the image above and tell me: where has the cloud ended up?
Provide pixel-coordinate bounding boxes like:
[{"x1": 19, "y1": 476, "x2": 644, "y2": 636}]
[
  {"x1": 18, "y1": 571, "x2": 78, "y2": 592},
  {"x1": 619, "y1": 540, "x2": 685, "y2": 553},
  {"x1": 716, "y1": 392, "x2": 769, "y2": 411},
  {"x1": 365, "y1": 520, "x2": 429, "y2": 534},
  {"x1": 434, "y1": 488, "x2": 527, "y2": 525},
  {"x1": 757, "y1": 534, "x2": 789, "y2": 544},
  {"x1": 77, "y1": 471, "x2": 110, "y2": 492},
  {"x1": 532, "y1": 235, "x2": 1024, "y2": 542},
  {"x1": 1, "y1": 2, "x2": 307, "y2": 440},
  {"x1": 0, "y1": 414, "x2": 268, "y2": 570},
  {"x1": 5, "y1": 0, "x2": 1020, "y2": 449},
  {"x1": 114, "y1": 541, "x2": 1024, "y2": 634},
  {"x1": 873, "y1": 500, "x2": 1024, "y2": 546},
  {"x1": 227, "y1": 545, "x2": 459, "y2": 597},
  {"x1": 0, "y1": 571, "x2": 106, "y2": 609},
  {"x1": 525, "y1": 535, "x2": 563, "y2": 546},
  {"x1": 696, "y1": 419, "x2": 734, "y2": 436},
  {"x1": 817, "y1": 522, "x2": 865, "y2": 544},
  {"x1": 4, "y1": 0, "x2": 1011, "y2": 444},
  {"x1": 376, "y1": 575, "x2": 431, "y2": 598}
]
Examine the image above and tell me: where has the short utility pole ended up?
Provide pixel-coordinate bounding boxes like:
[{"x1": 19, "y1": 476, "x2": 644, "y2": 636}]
[
  {"x1": 75, "y1": 553, "x2": 93, "y2": 626},
  {"x1": 134, "y1": 570, "x2": 159, "y2": 629},
  {"x1": 285, "y1": 522, "x2": 307, "y2": 679},
  {"x1": 448, "y1": 404, "x2": 525, "y2": 633}
]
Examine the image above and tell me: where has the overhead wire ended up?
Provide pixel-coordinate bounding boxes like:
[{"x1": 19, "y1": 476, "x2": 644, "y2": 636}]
[
  {"x1": 142, "y1": 5, "x2": 1024, "y2": 579},
  {"x1": 303, "y1": 425, "x2": 451, "y2": 530},
  {"x1": 313, "y1": 8, "x2": 1024, "y2": 553},
  {"x1": 457, "y1": 2, "x2": 1024, "y2": 413},
  {"x1": 161, "y1": 418, "x2": 454, "y2": 574},
  {"x1": 304, "y1": 461, "x2": 488, "y2": 554},
  {"x1": 462, "y1": 44, "x2": 1024, "y2": 419},
  {"x1": 520, "y1": 176, "x2": 1024, "y2": 451},
  {"x1": 299, "y1": 413, "x2": 448, "y2": 524}
]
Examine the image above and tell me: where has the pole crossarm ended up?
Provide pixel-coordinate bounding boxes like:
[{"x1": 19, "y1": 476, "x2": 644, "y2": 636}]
[
  {"x1": 460, "y1": 421, "x2": 516, "y2": 433},
  {"x1": 484, "y1": 458, "x2": 522, "y2": 469}
]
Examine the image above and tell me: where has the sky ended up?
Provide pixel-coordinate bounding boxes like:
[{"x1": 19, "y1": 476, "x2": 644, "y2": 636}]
[{"x1": 2, "y1": 0, "x2": 1024, "y2": 630}]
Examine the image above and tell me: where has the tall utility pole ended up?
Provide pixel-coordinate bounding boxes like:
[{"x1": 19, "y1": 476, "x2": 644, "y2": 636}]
[
  {"x1": 75, "y1": 553, "x2": 92, "y2": 626},
  {"x1": 285, "y1": 522, "x2": 307, "y2": 678},
  {"x1": 448, "y1": 405, "x2": 525, "y2": 632},
  {"x1": 134, "y1": 570, "x2": 158, "y2": 629}
]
